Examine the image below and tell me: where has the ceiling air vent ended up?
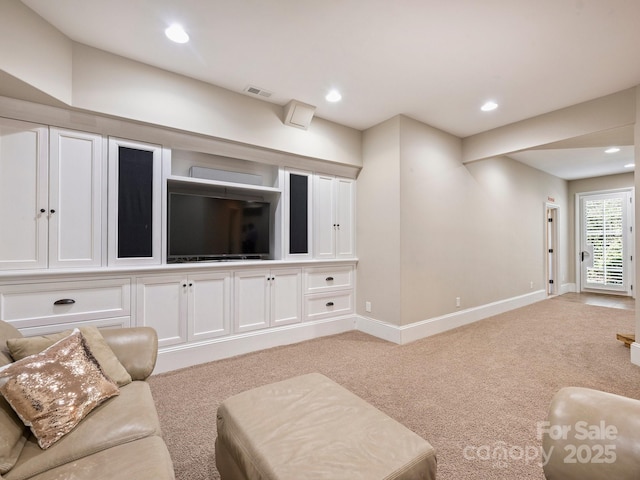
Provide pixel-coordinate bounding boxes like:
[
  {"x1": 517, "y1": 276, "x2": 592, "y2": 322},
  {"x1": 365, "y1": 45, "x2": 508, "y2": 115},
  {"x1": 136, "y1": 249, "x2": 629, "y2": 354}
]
[{"x1": 244, "y1": 85, "x2": 273, "y2": 98}]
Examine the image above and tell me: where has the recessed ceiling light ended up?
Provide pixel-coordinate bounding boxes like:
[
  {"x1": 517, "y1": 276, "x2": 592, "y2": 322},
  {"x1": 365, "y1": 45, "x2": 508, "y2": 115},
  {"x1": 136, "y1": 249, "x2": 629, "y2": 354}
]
[
  {"x1": 165, "y1": 24, "x2": 189, "y2": 44},
  {"x1": 480, "y1": 101, "x2": 498, "y2": 112},
  {"x1": 325, "y1": 90, "x2": 342, "y2": 102},
  {"x1": 605, "y1": 147, "x2": 621, "y2": 154},
  {"x1": 624, "y1": 163, "x2": 635, "y2": 168}
]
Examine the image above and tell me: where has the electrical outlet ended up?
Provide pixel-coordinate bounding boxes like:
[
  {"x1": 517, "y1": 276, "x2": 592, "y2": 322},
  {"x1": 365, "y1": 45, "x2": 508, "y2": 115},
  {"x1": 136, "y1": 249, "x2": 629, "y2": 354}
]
[
  {"x1": 530, "y1": 281, "x2": 534, "y2": 289},
  {"x1": 365, "y1": 301, "x2": 372, "y2": 313},
  {"x1": 455, "y1": 297, "x2": 461, "y2": 308}
]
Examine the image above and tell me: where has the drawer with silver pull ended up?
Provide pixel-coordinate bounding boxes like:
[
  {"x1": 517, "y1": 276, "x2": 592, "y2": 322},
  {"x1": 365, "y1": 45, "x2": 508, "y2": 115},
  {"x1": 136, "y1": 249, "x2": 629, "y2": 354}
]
[
  {"x1": 304, "y1": 290, "x2": 353, "y2": 321},
  {"x1": 304, "y1": 266, "x2": 354, "y2": 293},
  {"x1": 0, "y1": 278, "x2": 130, "y2": 328}
]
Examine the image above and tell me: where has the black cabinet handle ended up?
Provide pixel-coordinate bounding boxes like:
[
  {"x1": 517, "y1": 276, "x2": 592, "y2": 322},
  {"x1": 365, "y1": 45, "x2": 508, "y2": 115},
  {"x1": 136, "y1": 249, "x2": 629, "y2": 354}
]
[
  {"x1": 54, "y1": 299, "x2": 75, "y2": 305},
  {"x1": 40, "y1": 208, "x2": 46, "y2": 213},
  {"x1": 326, "y1": 277, "x2": 334, "y2": 281},
  {"x1": 326, "y1": 301, "x2": 334, "y2": 307},
  {"x1": 50, "y1": 209, "x2": 56, "y2": 214}
]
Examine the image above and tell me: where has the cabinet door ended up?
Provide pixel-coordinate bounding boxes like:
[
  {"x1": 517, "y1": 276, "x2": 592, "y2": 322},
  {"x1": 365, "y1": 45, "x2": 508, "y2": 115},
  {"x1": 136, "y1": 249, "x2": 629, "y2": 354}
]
[
  {"x1": 136, "y1": 275, "x2": 186, "y2": 347},
  {"x1": 108, "y1": 138, "x2": 162, "y2": 266},
  {"x1": 285, "y1": 169, "x2": 312, "y2": 259},
  {"x1": 0, "y1": 119, "x2": 48, "y2": 270},
  {"x1": 49, "y1": 128, "x2": 103, "y2": 268},
  {"x1": 335, "y1": 177, "x2": 356, "y2": 258},
  {"x1": 313, "y1": 174, "x2": 336, "y2": 259},
  {"x1": 188, "y1": 271, "x2": 231, "y2": 341},
  {"x1": 234, "y1": 270, "x2": 270, "y2": 333},
  {"x1": 271, "y1": 268, "x2": 302, "y2": 327}
]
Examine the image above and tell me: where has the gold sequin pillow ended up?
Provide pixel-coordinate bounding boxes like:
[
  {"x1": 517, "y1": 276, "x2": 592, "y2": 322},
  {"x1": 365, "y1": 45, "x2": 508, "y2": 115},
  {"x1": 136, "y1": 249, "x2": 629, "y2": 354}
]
[
  {"x1": 7, "y1": 326, "x2": 132, "y2": 387},
  {"x1": 0, "y1": 329, "x2": 120, "y2": 449}
]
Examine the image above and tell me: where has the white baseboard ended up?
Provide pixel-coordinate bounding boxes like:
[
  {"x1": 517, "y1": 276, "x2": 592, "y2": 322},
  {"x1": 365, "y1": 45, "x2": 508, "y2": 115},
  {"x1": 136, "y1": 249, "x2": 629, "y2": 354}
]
[
  {"x1": 154, "y1": 316, "x2": 356, "y2": 374},
  {"x1": 630, "y1": 342, "x2": 640, "y2": 366},
  {"x1": 154, "y1": 289, "x2": 552, "y2": 373},
  {"x1": 356, "y1": 289, "x2": 548, "y2": 345},
  {"x1": 560, "y1": 283, "x2": 576, "y2": 294}
]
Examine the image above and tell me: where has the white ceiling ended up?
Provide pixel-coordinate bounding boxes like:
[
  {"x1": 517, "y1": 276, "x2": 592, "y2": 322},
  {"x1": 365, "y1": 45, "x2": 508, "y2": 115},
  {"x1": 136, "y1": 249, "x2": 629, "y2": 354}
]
[{"x1": 19, "y1": 0, "x2": 640, "y2": 179}]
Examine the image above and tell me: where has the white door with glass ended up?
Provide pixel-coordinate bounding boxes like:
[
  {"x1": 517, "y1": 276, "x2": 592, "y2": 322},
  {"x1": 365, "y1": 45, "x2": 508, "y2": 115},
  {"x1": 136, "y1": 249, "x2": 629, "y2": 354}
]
[{"x1": 579, "y1": 190, "x2": 633, "y2": 294}]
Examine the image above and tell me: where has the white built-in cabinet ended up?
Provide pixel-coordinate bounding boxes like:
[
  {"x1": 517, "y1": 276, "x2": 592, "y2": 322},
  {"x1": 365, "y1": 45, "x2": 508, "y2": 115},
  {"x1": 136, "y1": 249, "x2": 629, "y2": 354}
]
[
  {"x1": 313, "y1": 175, "x2": 355, "y2": 259},
  {"x1": 135, "y1": 271, "x2": 232, "y2": 347},
  {"x1": 233, "y1": 268, "x2": 302, "y2": 333},
  {"x1": 0, "y1": 119, "x2": 103, "y2": 270},
  {"x1": 0, "y1": 112, "x2": 357, "y2": 371}
]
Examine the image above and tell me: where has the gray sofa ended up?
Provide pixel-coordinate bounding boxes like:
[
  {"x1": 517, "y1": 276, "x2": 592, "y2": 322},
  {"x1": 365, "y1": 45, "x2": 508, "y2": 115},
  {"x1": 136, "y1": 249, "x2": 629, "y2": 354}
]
[{"x1": 0, "y1": 320, "x2": 174, "y2": 480}]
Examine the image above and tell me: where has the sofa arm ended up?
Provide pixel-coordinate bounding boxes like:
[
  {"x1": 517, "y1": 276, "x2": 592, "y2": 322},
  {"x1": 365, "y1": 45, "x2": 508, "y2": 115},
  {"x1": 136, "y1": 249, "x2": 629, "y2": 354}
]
[
  {"x1": 100, "y1": 327, "x2": 158, "y2": 381},
  {"x1": 542, "y1": 387, "x2": 640, "y2": 480}
]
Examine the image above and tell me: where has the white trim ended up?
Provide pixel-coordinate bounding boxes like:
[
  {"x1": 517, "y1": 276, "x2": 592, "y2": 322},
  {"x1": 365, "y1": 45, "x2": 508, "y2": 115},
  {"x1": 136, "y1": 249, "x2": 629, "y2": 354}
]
[
  {"x1": 559, "y1": 282, "x2": 576, "y2": 294},
  {"x1": 154, "y1": 315, "x2": 355, "y2": 374},
  {"x1": 630, "y1": 342, "x2": 640, "y2": 366},
  {"x1": 355, "y1": 290, "x2": 547, "y2": 345}
]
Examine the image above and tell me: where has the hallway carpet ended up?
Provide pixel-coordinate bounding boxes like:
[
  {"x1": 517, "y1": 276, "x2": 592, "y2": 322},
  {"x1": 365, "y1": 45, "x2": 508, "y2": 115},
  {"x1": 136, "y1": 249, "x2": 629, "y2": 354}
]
[{"x1": 149, "y1": 299, "x2": 640, "y2": 480}]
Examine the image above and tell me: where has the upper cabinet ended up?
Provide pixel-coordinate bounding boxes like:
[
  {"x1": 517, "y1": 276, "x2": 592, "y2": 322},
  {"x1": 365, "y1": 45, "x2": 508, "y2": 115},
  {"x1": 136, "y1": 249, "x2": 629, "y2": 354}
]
[
  {"x1": 49, "y1": 128, "x2": 104, "y2": 268},
  {"x1": 0, "y1": 119, "x2": 104, "y2": 270},
  {"x1": 108, "y1": 138, "x2": 163, "y2": 266},
  {"x1": 0, "y1": 115, "x2": 356, "y2": 273},
  {"x1": 284, "y1": 169, "x2": 312, "y2": 260},
  {"x1": 313, "y1": 175, "x2": 355, "y2": 259}
]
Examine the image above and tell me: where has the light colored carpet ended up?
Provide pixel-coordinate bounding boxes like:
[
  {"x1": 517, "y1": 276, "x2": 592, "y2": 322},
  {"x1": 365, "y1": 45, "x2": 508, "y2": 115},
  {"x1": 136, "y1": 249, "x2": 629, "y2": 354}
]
[{"x1": 149, "y1": 298, "x2": 640, "y2": 480}]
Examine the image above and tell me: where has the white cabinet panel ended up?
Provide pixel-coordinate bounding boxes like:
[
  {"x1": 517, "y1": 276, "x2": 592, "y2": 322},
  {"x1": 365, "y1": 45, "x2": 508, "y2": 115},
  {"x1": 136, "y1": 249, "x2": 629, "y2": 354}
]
[
  {"x1": 136, "y1": 275, "x2": 186, "y2": 347},
  {"x1": 188, "y1": 271, "x2": 231, "y2": 341},
  {"x1": 234, "y1": 267, "x2": 301, "y2": 333},
  {"x1": 136, "y1": 272, "x2": 231, "y2": 347},
  {"x1": 0, "y1": 118, "x2": 48, "y2": 270},
  {"x1": 234, "y1": 270, "x2": 270, "y2": 333},
  {"x1": 271, "y1": 268, "x2": 302, "y2": 327},
  {"x1": 49, "y1": 128, "x2": 103, "y2": 268}
]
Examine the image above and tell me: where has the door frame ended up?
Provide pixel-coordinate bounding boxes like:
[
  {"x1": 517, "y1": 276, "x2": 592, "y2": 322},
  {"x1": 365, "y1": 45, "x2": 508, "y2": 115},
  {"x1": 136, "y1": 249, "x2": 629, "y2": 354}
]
[
  {"x1": 574, "y1": 187, "x2": 635, "y2": 296},
  {"x1": 545, "y1": 202, "x2": 559, "y2": 296}
]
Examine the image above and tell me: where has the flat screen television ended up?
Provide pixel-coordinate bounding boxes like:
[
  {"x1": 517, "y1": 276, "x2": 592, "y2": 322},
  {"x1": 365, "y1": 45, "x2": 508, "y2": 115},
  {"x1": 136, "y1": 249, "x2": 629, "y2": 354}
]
[{"x1": 167, "y1": 192, "x2": 271, "y2": 262}]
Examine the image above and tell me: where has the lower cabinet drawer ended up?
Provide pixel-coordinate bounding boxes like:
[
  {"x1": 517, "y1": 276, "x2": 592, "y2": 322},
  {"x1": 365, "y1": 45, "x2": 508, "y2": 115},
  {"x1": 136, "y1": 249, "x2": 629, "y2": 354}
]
[
  {"x1": 0, "y1": 278, "x2": 131, "y2": 328},
  {"x1": 304, "y1": 266, "x2": 354, "y2": 293},
  {"x1": 304, "y1": 290, "x2": 354, "y2": 321}
]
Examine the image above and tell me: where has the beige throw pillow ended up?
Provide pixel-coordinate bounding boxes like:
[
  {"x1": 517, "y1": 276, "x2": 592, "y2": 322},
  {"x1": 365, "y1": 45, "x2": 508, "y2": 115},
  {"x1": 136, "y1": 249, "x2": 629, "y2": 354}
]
[
  {"x1": 0, "y1": 330, "x2": 120, "y2": 449},
  {"x1": 7, "y1": 326, "x2": 131, "y2": 387}
]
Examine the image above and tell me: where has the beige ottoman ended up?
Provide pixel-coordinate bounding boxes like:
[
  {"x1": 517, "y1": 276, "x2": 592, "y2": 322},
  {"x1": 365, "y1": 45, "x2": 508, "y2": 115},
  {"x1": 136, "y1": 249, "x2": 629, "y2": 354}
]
[{"x1": 215, "y1": 373, "x2": 436, "y2": 480}]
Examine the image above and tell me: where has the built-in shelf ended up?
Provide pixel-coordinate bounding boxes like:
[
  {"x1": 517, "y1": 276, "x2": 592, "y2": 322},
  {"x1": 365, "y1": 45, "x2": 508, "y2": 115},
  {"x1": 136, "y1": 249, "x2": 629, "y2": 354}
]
[{"x1": 167, "y1": 175, "x2": 282, "y2": 197}]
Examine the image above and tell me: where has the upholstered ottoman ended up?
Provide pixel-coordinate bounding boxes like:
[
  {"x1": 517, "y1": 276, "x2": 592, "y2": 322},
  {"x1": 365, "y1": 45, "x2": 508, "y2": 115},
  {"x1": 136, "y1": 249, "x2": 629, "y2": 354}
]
[{"x1": 215, "y1": 373, "x2": 436, "y2": 480}]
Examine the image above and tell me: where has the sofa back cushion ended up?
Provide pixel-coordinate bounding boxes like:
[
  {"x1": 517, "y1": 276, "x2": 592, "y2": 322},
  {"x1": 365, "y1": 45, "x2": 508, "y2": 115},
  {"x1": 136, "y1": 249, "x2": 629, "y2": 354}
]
[
  {"x1": 6, "y1": 326, "x2": 132, "y2": 387},
  {"x1": 0, "y1": 321, "x2": 27, "y2": 474}
]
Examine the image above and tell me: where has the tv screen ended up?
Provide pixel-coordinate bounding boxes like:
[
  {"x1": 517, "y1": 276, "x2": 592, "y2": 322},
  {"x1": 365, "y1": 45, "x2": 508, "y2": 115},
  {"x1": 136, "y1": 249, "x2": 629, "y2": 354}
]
[{"x1": 168, "y1": 192, "x2": 270, "y2": 261}]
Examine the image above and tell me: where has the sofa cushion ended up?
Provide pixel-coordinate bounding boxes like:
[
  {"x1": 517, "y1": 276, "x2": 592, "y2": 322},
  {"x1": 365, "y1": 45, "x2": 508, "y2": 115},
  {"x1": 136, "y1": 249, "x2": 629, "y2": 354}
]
[
  {"x1": 22, "y1": 436, "x2": 174, "y2": 480},
  {"x1": 0, "y1": 330, "x2": 120, "y2": 450},
  {"x1": 5, "y1": 381, "x2": 162, "y2": 480},
  {"x1": 7, "y1": 327, "x2": 132, "y2": 387},
  {"x1": 0, "y1": 322, "x2": 27, "y2": 474}
]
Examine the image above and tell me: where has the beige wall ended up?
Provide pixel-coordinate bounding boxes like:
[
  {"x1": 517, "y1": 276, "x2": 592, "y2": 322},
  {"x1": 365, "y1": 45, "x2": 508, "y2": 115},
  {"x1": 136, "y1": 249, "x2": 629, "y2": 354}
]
[
  {"x1": 358, "y1": 115, "x2": 569, "y2": 326},
  {"x1": 0, "y1": 3, "x2": 361, "y2": 168},
  {"x1": 357, "y1": 117, "x2": 403, "y2": 323},
  {"x1": 0, "y1": 1, "x2": 73, "y2": 104}
]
